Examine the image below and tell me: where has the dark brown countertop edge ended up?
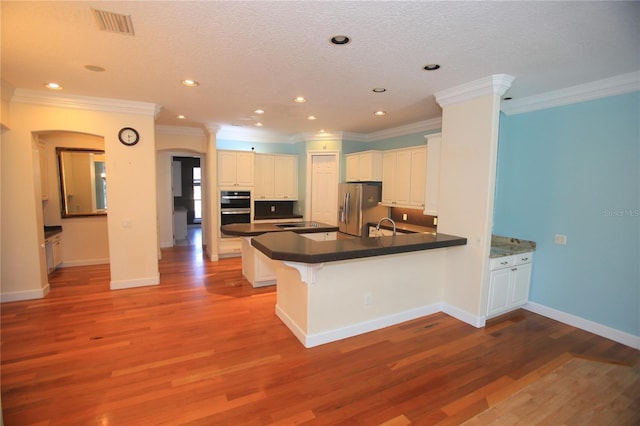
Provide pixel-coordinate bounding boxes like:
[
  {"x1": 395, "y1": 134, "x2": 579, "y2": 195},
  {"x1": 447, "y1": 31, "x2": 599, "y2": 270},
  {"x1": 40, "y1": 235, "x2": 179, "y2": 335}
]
[
  {"x1": 251, "y1": 232, "x2": 467, "y2": 264},
  {"x1": 44, "y1": 226, "x2": 63, "y2": 239},
  {"x1": 221, "y1": 222, "x2": 339, "y2": 237}
]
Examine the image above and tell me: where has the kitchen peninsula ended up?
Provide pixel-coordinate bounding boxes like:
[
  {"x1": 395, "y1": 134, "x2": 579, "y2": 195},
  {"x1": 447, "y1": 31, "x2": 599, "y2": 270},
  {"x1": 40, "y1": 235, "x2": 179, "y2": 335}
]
[
  {"x1": 220, "y1": 222, "x2": 339, "y2": 288},
  {"x1": 250, "y1": 230, "x2": 467, "y2": 347}
]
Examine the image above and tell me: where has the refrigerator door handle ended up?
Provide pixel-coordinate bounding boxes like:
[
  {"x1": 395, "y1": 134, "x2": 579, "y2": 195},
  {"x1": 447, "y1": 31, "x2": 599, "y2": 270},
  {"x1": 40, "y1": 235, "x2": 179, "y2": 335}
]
[{"x1": 345, "y1": 191, "x2": 350, "y2": 225}]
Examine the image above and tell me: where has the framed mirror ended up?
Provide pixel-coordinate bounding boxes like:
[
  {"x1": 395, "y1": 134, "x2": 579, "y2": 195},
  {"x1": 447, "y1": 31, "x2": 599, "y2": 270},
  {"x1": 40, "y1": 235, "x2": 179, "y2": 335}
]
[{"x1": 57, "y1": 148, "x2": 107, "y2": 217}]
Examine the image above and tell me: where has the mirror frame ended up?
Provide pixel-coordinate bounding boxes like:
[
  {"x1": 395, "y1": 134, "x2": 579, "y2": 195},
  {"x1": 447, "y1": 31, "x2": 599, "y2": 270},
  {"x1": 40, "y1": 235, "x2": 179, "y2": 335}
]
[{"x1": 56, "y1": 147, "x2": 107, "y2": 218}]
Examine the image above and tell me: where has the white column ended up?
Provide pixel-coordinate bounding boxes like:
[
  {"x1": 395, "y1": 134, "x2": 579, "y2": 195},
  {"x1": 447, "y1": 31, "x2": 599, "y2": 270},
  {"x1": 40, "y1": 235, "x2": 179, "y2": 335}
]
[{"x1": 434, "y1": 74, "x2": 514, "y2": 326}]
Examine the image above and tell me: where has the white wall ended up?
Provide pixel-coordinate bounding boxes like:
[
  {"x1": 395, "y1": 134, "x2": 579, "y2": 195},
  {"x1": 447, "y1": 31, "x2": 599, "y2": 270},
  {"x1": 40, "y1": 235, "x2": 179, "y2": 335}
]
[{"x1": 1, "y1": 93, "x2": 159, "y2": 300}]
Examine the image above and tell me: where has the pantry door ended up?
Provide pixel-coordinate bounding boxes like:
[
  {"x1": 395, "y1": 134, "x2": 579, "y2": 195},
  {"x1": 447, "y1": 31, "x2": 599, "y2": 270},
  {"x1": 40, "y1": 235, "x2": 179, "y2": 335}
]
[{"x1": 309, "y1": 153, "x2": 339, "y2": 225}]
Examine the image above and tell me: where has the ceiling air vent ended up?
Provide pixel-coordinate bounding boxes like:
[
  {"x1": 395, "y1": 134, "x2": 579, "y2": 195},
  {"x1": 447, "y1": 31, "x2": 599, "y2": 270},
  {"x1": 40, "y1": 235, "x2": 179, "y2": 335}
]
[{"x1": 92, "y1": 8, "x2": 135, "y2": 36}]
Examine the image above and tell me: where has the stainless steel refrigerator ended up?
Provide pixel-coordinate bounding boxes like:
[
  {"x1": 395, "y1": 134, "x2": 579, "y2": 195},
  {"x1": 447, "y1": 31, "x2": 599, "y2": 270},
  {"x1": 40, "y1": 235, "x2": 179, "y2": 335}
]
[{"x1": 338, "y1": 183, "x2": 388, "y2": 237}]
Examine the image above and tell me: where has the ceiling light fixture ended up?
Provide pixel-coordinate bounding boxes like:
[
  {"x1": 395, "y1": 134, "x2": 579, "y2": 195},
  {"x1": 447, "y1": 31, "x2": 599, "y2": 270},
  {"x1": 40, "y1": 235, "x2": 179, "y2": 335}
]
[
  {"x1": 294, "y1": 96, "x2": 307, "y2": 103},
  {"x1": 84, "y1": 65, "x2": 106, "y2": 72},
  {"x1": 254, "y1": 109, "x2": 265, "y2": 114},
  {"x1": 423, "y1": 64, "x2": 441, "y2": 71},
  {"x1": 181, "y1": 79, "x2": 199, "y2": 87},
  {"x1": 255, "y1": 122, "x2": 263, "y2": 127},
  {"x1": 177, "y1": 115, "x2": 186, "y2": 119},
  {"x1": 372, "y1": 88, "x2": 386, "y2": 93},
  {"x1": 330, "y1": 35, "x2": 351, "y2": 45},
  {"x1": 45, "y1": 82, "x2": 62, "y2": 90},
  {"x1": 374, "y1": 110, "x2": 386, "y2": 116},
  {"x1": 307, "y1": 115, "x2": 317, "y2": 120}
]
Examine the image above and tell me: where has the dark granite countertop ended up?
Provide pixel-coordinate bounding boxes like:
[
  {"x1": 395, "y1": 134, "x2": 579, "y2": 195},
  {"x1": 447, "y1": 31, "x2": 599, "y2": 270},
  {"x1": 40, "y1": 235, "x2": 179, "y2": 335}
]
[
  {"x1": 44, "y1": 226, "x2": 63, "y2": 239},
  {"x1": 490, "y1": 235, "x2": 536, "y2": 258},
  {"x1": 251, "y1": 231, "x2": 467, "y2": 264},
  {"x1": 221, "y1": 221, "x2": 338, "y2": 237},
  {"x1": 254, "y1": 214, "x2": 304, "y2": 221},
  {"x1": 367, "y1": 222, "x2": 437, "y2": 235}
]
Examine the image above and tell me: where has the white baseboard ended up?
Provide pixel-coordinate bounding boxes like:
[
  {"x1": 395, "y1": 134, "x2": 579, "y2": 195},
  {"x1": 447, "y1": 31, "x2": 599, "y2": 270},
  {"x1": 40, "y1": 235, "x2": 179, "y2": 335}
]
[
  {"x1": 1, "y1": 283, "x2": 50, "y2": 303},
  {"x1": 441, "y1": 303, "x2": 486, "y2": 328},
  {"x1": 110, "y1": 274, "x2": 159, "y2": 290},
  {"x1": 276, "y1": 303, "x2": 442, "y2": 348},
  {"x1": 160, "y1": 241, "x2": 173, "y2": 248},
  {"x1": 62, "y1": 258, "x2": 109, "y2": 268},
  {"x1": 524, "y1": 302, "x2": 640, "y2": 350}
]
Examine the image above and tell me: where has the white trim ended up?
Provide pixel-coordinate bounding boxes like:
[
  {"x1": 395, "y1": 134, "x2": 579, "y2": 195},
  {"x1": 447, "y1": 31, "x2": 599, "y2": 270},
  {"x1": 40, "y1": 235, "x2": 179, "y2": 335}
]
[
  {"x1": 366, "y1": 118, "x2": 442, "y2": 141},
  {"x1": 524, "y1": 302, "x2": 640, "y2": 350},
  {"x1": 155, "y1": 125, "x2": 205, "y2": 136},
  {"x1": 435, "y1": 74, "x2": 515, "y2": 108},
  {"x1": 441, "y1": 303, "x2": 486, "y2": 328},
  {"x1": 11, "y1": 89, "x2": 160, "y2": 117},
  {"x1": 277, "y1": 303, "x2": 442, "y2": 348},
  {"x1": 1, "y1": 284, "x2": 50, "y2": 303},
  {"x1": 110, "y1": 274, "x2": 160, "y2": 290},
  {"x1": 61, "y1": 258, "x2": 109, "y2": 268},
  {"x1": 501, "y1": 71, "x2": 640, "y2": 116}
]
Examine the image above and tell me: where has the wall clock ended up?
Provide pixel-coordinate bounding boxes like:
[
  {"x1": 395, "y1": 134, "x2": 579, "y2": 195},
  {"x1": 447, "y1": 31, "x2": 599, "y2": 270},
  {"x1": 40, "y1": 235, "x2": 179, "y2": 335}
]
[{"x1": 118, "y1": 127, "x2": 140, "y2": 146}]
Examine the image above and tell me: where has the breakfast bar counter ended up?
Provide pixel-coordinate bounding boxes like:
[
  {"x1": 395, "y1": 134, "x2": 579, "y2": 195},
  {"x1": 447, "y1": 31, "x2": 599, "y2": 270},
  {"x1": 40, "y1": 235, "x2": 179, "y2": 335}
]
[{"x1": 250, "y1": 230, "x2": 467, "y2": 348}]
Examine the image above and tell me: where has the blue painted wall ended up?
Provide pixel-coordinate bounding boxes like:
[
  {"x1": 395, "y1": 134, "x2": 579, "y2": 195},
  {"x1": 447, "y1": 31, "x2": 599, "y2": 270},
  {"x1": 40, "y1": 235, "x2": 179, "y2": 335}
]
[{"x1": 494, "y1": 92, "x2": 640, "y2": 336}]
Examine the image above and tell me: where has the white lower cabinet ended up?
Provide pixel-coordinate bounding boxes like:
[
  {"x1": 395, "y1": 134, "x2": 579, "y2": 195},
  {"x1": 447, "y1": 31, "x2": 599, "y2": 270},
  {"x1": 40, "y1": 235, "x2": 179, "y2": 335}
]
[
  {"x1": 45, "y1": 234, "x2": 63, "y2": 274},
  {"x1": 241, "y1": 237, "x2": 279, "y2": 287},
  {"x1": 486, "y1": 252, "x2": 533, "y2": 318}
]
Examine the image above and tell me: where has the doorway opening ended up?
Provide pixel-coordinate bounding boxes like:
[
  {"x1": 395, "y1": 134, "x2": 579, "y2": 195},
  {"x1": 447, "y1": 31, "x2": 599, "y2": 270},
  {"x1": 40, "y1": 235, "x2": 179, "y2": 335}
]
[{"x1": 172, "y1": 155, "x2": 203, "y2": 248}]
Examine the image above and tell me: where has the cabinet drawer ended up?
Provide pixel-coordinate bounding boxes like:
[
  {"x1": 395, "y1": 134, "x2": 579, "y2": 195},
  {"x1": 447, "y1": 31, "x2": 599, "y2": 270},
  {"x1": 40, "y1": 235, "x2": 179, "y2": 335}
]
[
  {"x1": 514, "y1": 252, "x2": 533, "y2": 265},
  {"x1": 490, "y1": 256, "x2": 515, "y2": 270}
]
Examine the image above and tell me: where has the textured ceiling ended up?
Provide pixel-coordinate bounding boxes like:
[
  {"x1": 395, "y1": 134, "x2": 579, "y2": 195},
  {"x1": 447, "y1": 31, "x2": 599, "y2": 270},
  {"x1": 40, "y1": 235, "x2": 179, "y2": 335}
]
[{"x1": 2, "y1": 1, "x2": 639, "y2": 139}]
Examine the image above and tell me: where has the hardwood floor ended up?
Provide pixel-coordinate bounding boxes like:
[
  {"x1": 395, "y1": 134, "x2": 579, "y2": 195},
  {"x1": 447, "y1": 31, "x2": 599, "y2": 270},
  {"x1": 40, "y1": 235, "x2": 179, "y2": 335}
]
[{"x1": 1, "y1": 245, "x2": 638, "y2": 425}]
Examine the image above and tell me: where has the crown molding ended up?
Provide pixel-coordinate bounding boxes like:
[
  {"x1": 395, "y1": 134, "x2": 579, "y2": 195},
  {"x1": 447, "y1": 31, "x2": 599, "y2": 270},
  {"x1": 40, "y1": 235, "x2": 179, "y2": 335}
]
[
  {"x1": 501, "y1": 71, "x2": 640, "y2": 116},
  {"x1": 367, "y1": 117, "x2": 442, "y2": 141},
  {"x1": 11, "y1": 89, "x2": 160, "y2": 117},
  {"x1": 155, "y1": 125, "x2": 205, "y2": 136},
  {"x1": 435, "y1": 74, "x2": 515, "y2": 108}
]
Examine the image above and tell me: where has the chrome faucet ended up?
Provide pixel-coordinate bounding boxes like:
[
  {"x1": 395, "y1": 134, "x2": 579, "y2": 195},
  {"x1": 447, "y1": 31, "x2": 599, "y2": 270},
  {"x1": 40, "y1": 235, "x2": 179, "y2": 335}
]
[{"x1": 376, "y1": 217, "x2": 396, "y2": 236}]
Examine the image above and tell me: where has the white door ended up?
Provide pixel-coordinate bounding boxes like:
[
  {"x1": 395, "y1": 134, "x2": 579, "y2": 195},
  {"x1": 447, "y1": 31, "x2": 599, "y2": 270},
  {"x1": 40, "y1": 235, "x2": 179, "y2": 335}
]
[{"x1": 310, "y1": 154, "x2": 338, "y2": 225}]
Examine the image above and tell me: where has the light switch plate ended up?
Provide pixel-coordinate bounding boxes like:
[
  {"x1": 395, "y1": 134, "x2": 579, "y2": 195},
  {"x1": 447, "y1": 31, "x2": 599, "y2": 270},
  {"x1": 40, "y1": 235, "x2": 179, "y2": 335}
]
[{"x1": 554, "y1": 234, "x2": 567, "y2": 245}]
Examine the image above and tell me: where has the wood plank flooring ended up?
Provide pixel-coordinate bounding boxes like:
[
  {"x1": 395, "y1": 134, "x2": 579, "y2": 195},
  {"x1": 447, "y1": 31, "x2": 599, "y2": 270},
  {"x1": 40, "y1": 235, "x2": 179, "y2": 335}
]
[{"x1": 1, "y1": 245, "x2": 638, "y2": 425}]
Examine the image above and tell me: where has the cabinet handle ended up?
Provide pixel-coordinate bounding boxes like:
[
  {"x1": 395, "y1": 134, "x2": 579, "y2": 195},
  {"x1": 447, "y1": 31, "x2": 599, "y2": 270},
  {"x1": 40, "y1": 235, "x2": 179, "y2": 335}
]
[
  {"x1": 521, "y1": 257, "x2": 529, "y2": 261},
  {"x1": 500, "y1": 261, "x2": 509, "y2": 265},
  {"x1": 511, "y1": 268, "x2": 517, "y2": 272}
]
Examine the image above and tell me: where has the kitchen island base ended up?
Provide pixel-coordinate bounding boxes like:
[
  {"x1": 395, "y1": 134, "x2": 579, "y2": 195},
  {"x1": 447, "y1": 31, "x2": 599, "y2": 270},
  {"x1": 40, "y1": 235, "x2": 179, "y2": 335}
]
[{"x1": 275, "y1": 249, "x2": 448, "y2": 348}]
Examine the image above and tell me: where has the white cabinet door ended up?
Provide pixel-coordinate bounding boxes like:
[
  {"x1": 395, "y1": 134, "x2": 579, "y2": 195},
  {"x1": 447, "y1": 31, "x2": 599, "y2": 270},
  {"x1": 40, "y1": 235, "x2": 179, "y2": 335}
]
[
  {"x1": 424, "y1": 133, "x2": 441, "y2": 215},
  {"x1": 235, "y1": 152, "x2": 255, "y2": 186},
  {"x1": 346, "y1": 151, "x2": 382, "y2": 182},
  {"x1": 394, "y1": 150, "x2": 412, "y2": 206},
  {"x1": 381, "y1": 151, "x2": 396, "y2": 204},
  {"x1": 409, "y1": 147, "x2": 426, "y2": 208},
  {"x1": 254, "y1": 154, "x2": 275, "y2": 199},
  {"x1": 487, "y1": 268, "x2": 512, "y2": 317},
  {"x1": 274, "y1": 155, "x2": 298, "y2": 199},
  {"x1": 218, "y1": 151, "x2": 255, "y2": 187},
  {"x1": 510, "y1": 263, "x2": 532, "y2": 307},
  {"x1": 217, "y1": 151, "x2": 238, "y2": 187}
]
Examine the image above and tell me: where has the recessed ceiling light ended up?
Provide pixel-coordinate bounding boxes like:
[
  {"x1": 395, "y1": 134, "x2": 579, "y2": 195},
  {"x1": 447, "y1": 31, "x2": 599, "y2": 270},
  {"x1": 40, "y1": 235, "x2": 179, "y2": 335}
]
[
  {"x1": 255, "y1": 122, "x2": 263, "y2": 127},
  {"x1": 374, "y1": 110, "x2": 386, "y2": 116},
  {"x1": 254, "y1": 109, "x2": 265, "y2": 114},
  {"x1": 84, "y1": 65, "x2": 106, "y2": 72},
  {"x1": 372, "y1": 88, "x2": 386, "y2": 93},
  {"x1": 177, "y1": 115, "x2": 186, "y2": 119},
  {"x1": 423, "y1": 64, "x2": 441, "y2": 71},
  {"x1": 45, "y1": 82, "x2": 62, "y2": 90},
  {"x1": 294, "y1": 96, "x2": 307, "y2": 103},
  {"x1": 181, "y1": 79, "x2": 199, "y2": 87},
  {"x1": 307, "y1": 115, "x2": 317, "y2": 120},
  {"x1": 330, "y1": 35, "x2": 351, "y2": 45}
]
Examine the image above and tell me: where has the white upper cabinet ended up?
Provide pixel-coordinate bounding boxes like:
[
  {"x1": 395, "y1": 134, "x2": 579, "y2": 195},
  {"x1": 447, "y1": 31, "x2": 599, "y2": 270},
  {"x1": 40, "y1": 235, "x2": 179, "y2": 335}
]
[
  {"x1": 424, "y1": 133, "x2": 441, "y2": 216},
  {"x1": 218, "y1": 150, "x2": 254, "y2": 187},
  {"x1": 345, "y1": 150, "x2": 382, "y2": 182},
  {"x1": 381, "y1": 146, "x2": 426, "y2": 209},
  {"x1": 254, "y1": 154, "x2": 298, "y2": 200}
]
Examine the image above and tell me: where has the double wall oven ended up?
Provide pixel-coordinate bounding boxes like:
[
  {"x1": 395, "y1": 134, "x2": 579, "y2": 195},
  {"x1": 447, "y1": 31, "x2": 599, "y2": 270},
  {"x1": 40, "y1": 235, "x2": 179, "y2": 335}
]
[{"x1": 220, "y1": 190, "x2": 251, "y2": 236}]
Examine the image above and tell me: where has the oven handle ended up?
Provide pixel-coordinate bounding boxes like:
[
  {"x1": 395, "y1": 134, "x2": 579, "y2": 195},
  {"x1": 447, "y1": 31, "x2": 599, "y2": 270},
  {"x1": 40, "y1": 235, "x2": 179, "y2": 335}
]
[
  {"x1": 221, "y1": 195, "x2": 251, "y2": 200},
  {"x1": 221, "y1": 209, "x2": 251, "y2": 215}
]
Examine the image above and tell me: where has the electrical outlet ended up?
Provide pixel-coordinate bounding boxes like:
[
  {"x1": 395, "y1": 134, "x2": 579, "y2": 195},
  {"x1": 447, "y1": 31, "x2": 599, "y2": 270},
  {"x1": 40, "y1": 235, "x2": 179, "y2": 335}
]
[
  {"x1": 402, "y1": 213, "x2": 408, "y2": 221},
  {"x1": 270, "y1": 205, "x2": 276, "y2": 212},
  {"x1": 554, "y1": 234, "x2": 567, "y2": 245},
  {"x1": 364, "y1": 292, "x2": 372, "y2": 305},
  {"x1": 433, "y1": 217, "x2": 438, "y2": 226}
]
